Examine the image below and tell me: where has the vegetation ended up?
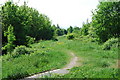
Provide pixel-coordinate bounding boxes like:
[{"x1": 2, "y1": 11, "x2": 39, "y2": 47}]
[
  {"x1": 92, "y1": 2, "x2": 120, "y2": 43},
  {"x1": 53, "y1": 24, "x2": 67, "y2": 36},
  {"x1": 61, "y1": 37, "x2": 118, "y2": 78},
  {"x1": 67, "y1": 33, "x2": 74, "y2": 40},
  {"x1": 2, "y1": 25, "x2": 16, "y2": 54},
  {"x1": 102, "y1": 38, "x2": 119, "y2": 50},
  {"x1": 1, "y1": 40, "x2": 70, "y2": 79},
  {"x1": 13, "y1": 45, "x2": 30, "y2": 55},
  {"x1": 2, "y1": 2, "x2": 54, "y2": 54},
  {"x1": 80, "y1": 21, "x2": 90, "y2": 36},
  {"x1": 41, "y1": 36, "x2": 118, "y2": 78},
  {"x1": 1, "y1": 1, "x2": 119, "y2": 80},
  {"x1": 67, "y1": 26, "x2": 73, "y2": 33}
]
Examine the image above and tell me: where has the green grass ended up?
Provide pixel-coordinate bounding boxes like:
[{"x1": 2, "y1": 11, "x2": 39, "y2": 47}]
[
  {"x1": 1, "y1": 36, "x2": 119, "y2": 79},
  {"x1": 40, "y1": 36, "x2": 118, "y2": 78},
  {"x1": 63, "y1": 66, "x2": 118, "y2": 78},
  {"x1": 1, "y1": 40, "x2": 70, "y2": 79},
  {"x1": 49, "y1": 36, "x2": 119, "y2": 78}
]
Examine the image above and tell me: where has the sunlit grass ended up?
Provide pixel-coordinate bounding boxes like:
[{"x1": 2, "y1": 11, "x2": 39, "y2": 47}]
[
  {"x1": 1, "y1": 36, "x2": 119, "y2": 79},
  {"x1": 46, "y1": 36, "x2": 118, "y2": 78},
  {"x1": 1, "y1": 40, "x2": 70, "y2": 79}
]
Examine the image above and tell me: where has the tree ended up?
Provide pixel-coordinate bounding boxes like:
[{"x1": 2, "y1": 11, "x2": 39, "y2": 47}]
[
  {"x1": 73, "y1": 27, "x2": 81, "y2": 34},
  {"x1": 56, "y1": 24, "x2": 60, "y2": 29},
  {"x1": 2, "y1": 25, "x2": 16, "y2": 54},
  {"x1": 67, "y1": 26, "x2": 73, "y2": 33},
  {"x1": 63, "y1": 29, "x2": 68, "y2": 35},
  {"x1": 53, "y1": 24, "x2": 66, "y2": 36},
  {"x1": 55, "y1": 29, "x2": 64, "y2": 36},
  {"x1": 2, "y1": 1, "x2": 26, "y2": 45},
  {"x1": 2, "y1": 1, "x2": 54, "y2": 47},
  {"x1": 92, "y1": 2, "x2": 120, "y2": 42},
  {"x1": 80, "y1": 22, "x2": 90, "y2": 36}
]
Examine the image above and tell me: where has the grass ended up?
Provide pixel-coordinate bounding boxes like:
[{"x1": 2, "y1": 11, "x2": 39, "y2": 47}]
[
  {"x1": 1, "y1": 36, "x2": 119, "y2": 79},
  {"x1": 63, "y1": 66, "x2": 118, "y2": 78},
  {"x1": 1, "y1": 40, "x2": 70, "y2": 79},
  {"x1": 41, "y1": 36, "x2": 119, "y2": 78}
]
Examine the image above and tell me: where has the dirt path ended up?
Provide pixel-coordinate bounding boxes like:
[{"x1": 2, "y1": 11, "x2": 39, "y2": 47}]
[
  {"x1": 63, "y1": 52, "x2": 78, "y2": 69},
  {"x1": 24, "y1": 52, "x2": 79, "y2": 79}
]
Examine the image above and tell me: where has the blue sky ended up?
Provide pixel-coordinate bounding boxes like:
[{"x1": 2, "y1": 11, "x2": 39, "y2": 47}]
[{"x1": 0, "y1": 0, "x2": 99, "y2": 29}]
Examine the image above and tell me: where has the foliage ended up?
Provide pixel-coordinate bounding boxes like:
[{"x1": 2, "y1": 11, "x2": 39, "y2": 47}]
[
  {"x1": 80, "y1": 22, "x2": 90, "y2": 36},
  {"x1": 2, "y1": 1, "x2": 54, "y2": 47},
  {"x1": 26, "y1": 36, "x2": 35, "y2": 45},
  {"x1": 2, "y1": 2, "x2": 26, "y2": 45},
  {"x1": 1, "y1": 1, "x2": 119, "y2": 79},
  {"x1": 52, "y1": 24, "x2": 67, "y2": 36},
  {"x1": 2, "y1": 25, "x2": 16, "y2": 53},
  {"x1": 55, "y1": 29, "x2": 64, "y2": 36},
  {"x1": 67, "y1": 33, "x2": 74, "y2": 40},
  {"x1": 92, "y1": 2, "x2": 120, "y2": 42},
  {"x1": 52, "y1": 37, "x2": 58, "y2": 41},
  {"x1": 67, "y1": 26, "x2": 73, "y2": 33},
  {"x1": 102, "y1": 38, "x2": 119, "y2": 50},
  {"x1": 2, "y1": 39, "x2": 70, "y2": 79},
  {"x1": 73, "y1": 27, "x2": 81, "y2": 34},
  {"x1": 13, "y1": 45, "x2": 30, "y2": 56},
  {"x1": 63, "y1": 29, "x2": 68, "y2": 35},
  {"x1": 1, "y1": 36, "x2": 118, "y2": 79}
]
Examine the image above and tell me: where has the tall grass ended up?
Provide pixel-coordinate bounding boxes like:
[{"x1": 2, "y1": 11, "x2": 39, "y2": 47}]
[
  {"x1": 46, "y1": 36, "x2": 119, "y2": 78},
  {"x1": 1, "y1": 40, "x2": 70, "y2": 79},
  {"x1": 1, "y1": 36, "x2": 119, "y2": 79}
]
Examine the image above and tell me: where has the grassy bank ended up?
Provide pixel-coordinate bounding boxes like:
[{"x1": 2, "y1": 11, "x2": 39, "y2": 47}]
[
  {"x1": 1, "y1": 36, "x2": 119, "y2": 79},
  {"x1": 63, "y1": 39, "x2": 118, "y2": 78},
  {"x1": 46, "y1": 36, "x2": 119, "y2": 78},
  {"x1": 1, "y1": 40, "x2": 70, "y2": 79}
]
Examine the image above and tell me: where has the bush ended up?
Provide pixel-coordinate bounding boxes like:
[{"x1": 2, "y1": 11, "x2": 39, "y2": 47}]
[
  {"x1": 67, "y1": 34, "x2": 74, "y2": 40},
  {"x1": 52, "y1": 37, "x2": 58, "y2": 41},
  {"x1": 26, "y1": 36, "x2": 35, "y2": 45},
  {"x1": 102, "y1": 38, "x2": 119, "y2": 50},
  {"x1": 13, "y1": 46, "x2": 30, "y2": 56}
]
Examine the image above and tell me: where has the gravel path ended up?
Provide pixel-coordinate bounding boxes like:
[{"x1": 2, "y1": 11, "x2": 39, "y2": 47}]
[{"x1": 23, "y1": 52, "x2": 78, "y2": 79}]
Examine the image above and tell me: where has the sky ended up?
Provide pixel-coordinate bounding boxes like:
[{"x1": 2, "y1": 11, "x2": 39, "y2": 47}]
[{"x1": 0, "y1": 0, "x2": 99, "y2": 29}]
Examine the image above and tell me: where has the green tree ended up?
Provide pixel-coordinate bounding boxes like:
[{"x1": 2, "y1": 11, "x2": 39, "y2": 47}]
[
  {"x1": 2, "y1": 1, "x2": 54, "y2": 47},
  {"x1": 36, "y1": 14, "x2": 54, "y2": 40},
  {"x1": 80, "y1": 22, "x2": 90, "y2": 36},
  {"x1": 92, "y1": 2, "x2": 120, "y2": 42},
  {"x1": 73, "y1": 27, "x2": 81, "y2": 34},
  {"x1": 54, "y1": 24, "x2": 65, "y2": 36},
  {"x1": 67, "y1": 26, "x2": 73, "y2": 33},
  {"x1": 63, "y1": 29, "x2": 68, "y2": 35},
  {"x1": 2, "y1": 25, "x2": 16, "y2": 53},
  {"x1": 2, "y1": 2, "x2": 26, "y2": 45},
  {"x1": 55, "y1": 29, "x2": 64, "y2": 36}
]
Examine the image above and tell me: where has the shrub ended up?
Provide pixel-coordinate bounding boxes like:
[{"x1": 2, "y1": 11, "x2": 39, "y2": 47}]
[
  {"x1": 67, "y1": 33, "x2": 74, "y2": 40},
  {"x1": 26, "y1": 36, "x2": 35, "y2": 45},
  {"x1": 100, "y1": 60, "x2": 110, "y2": 68},
  {"x1": 52, "y1": 37, "x2": 58, "y2": 41},
  {"x1": 7, "y1": 71, "x2": 29, "y2": 79},
  {"x1": 2, "y1": 25, "x2": 16, "y2": 54},
  {"x1": 102, "y1": 38, "x2": 119, "y2": 50},
  {"x1": 13, "y1": 46, "x2": 30, "y2": 56}
]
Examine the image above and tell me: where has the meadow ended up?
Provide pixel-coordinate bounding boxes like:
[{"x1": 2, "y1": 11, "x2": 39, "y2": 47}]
[
  {"x1": 1, "y1": 38, "x2": 70, "y2": 79},
  {"x1": 1, "y1": 1, "x2": 119, "y2": 80},
  {"x1": 39, "y1": 36, "x2": 119, "y2": 78},
  {"x1": 1, "y1": 36, "x2": 119, "y2": 79},
  {"x1": 60, "y1": 37, "x2": 119, "y2": 78}
]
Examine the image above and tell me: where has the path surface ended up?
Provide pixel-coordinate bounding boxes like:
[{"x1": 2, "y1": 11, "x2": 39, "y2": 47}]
[{"x1": 24, "y1": 52, "x2": 78, "y2": 79}]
